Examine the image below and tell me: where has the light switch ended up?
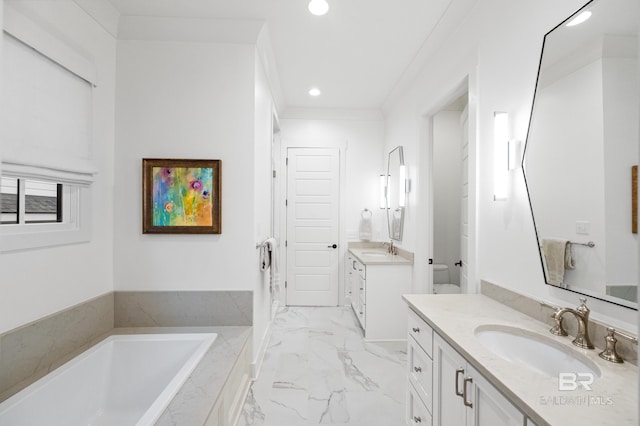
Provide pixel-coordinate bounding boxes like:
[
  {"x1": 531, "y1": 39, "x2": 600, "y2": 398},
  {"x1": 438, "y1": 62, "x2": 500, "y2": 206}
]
[{"x1": 576, "y1": 221, "x2": 591, "y2": 235}]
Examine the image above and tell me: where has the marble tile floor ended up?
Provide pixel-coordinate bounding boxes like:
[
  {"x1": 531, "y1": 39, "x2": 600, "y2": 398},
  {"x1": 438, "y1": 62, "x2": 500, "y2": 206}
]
[{"x1": 237, "y1": 306, "x2": 407, "y2": 426}]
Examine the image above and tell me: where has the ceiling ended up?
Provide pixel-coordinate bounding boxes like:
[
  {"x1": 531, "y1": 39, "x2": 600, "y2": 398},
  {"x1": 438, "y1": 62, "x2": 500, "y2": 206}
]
[{"x1": 106, "y1": 0, "x2": 458, "y2": 112}]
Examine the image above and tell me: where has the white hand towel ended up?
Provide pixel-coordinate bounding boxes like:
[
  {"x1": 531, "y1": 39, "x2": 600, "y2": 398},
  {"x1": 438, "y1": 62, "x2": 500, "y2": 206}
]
[
  {"x1": 264, "y1": 238, "x2": 279, "y2": 291},
  {"x1": 359, "y1": 209, "x2": 372, "y2": 241},
  {"x1": 542, "y1": 238, "x2": 574, "y2": 286},
  {"x1": 259, "y1": 243, "x2": 271, "y2": 272}
]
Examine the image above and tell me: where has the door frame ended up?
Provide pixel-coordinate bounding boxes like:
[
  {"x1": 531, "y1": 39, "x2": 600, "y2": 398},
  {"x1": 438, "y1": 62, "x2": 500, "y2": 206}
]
[
  {"x1": 416, "y1": 71, "x2": 478, "y2": 294},
  {"x1": 279, "y1": 139, "x2": 348, "y2": 307}
]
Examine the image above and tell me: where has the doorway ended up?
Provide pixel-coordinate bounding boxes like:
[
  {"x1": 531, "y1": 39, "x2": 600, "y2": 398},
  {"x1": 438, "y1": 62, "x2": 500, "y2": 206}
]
[{"x1": 431, "y1": 93, "x2": 469, "y2": 293}]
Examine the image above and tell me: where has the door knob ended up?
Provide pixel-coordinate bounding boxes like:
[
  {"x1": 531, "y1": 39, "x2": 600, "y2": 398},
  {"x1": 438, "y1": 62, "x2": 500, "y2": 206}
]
[{"x1": 328, "y1": 244, "x2": 338, "y2": 249}]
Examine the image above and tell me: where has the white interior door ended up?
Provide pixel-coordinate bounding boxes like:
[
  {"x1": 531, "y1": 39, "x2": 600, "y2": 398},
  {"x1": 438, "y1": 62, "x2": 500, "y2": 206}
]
[
  {"x1": 286, "y1": 147, "x2": 340, "y2": 306},
  {"x1": 459, "y1": 104, "x2": 469, "y2": 291}
]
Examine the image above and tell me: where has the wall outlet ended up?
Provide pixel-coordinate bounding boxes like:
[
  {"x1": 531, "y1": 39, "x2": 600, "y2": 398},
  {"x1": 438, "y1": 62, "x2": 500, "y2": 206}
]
[{"x1": 576, "y1": 221, "x2": 591, "y2": 235}]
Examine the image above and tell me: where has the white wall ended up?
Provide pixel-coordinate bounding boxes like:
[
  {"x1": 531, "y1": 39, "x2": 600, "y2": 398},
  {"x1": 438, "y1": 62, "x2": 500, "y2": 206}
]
[
  {"x1": 0, "y1": 1, "x2": 116, "y2": 334},
  {"x1": 384, "y1": 0, "x2": 638, "y2": 329},
  {"x1": 114, "y1": 40, "x2": 256, "y2": 293},
  {"x1": 253, "y1": 48, "x2": 275, "y2": 368},
  {"x1": 602, "y1": 51, "x2": 639, "y2": 286},
  {"x1": 279, "y1": 115, "x2": 385, "y2": 304}
]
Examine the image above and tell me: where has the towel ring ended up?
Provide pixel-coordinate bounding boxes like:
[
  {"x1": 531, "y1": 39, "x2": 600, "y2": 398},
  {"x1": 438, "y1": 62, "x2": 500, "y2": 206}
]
[{"x1": 361, "y1": 208, "x2": 372, "y2": 219}]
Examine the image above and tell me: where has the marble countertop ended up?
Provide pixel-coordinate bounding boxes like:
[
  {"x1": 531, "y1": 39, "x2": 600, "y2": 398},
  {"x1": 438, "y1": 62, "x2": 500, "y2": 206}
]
[
  {"x1": 403, "y1": 294, "x2": 638, "y2": 426},
  {"x1": 109, "y1": 326, "x2": 251, "y2": 426},
  {"x1": 348, "y1": 247, "x2": 413, "y2": 265}
]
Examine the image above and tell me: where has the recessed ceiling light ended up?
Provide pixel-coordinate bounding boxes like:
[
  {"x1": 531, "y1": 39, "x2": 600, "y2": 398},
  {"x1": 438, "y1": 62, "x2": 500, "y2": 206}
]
[
  {"x1": 566, "y1": 10, "x2": 592, "y2": 27},
  {"x1": 309, "y1": 87, "x2": 321, "y2": 96},
  {"x1": 308, "y1": 0, "x2": 329, "y2": 16}
]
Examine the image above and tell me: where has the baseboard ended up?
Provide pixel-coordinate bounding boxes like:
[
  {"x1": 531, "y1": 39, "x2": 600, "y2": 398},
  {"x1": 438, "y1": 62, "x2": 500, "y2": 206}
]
[{"x1": 251, "y1": 318, "x2": 273, "y2": 379}]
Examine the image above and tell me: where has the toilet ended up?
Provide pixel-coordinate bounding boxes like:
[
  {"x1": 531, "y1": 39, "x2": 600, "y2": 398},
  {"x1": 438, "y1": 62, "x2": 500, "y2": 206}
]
[{"x1": 433, "y1": 263, "x2": 461, "y2": 294}]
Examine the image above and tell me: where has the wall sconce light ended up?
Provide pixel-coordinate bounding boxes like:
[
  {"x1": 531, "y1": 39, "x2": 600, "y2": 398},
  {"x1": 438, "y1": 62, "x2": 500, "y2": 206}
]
[
  {"x1": 494, "y1": 111, "x2": 509, "y2": 201},
  {"x1": 379, "y1": 174, "x2": 388, "y2": 209},
  {"x1": 399, "y1": 165, "x2": 408, "y2": 207}
]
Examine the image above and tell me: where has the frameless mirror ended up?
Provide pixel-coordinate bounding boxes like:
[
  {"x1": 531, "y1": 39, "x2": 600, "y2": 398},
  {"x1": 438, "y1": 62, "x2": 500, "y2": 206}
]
[
  {"x1": 523, "y1": 0, "x2": 638, "y2": 309},
  {"x1": 387, "y1": 146, "x2": 406, "y2": 241}
]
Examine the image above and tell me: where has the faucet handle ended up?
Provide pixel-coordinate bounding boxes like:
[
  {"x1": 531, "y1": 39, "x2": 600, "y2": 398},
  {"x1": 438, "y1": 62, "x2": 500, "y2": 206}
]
[
  {"x1": 599, "y1": 328, "x2": 623, "y2": 363},
  {"x1": 549, "y1": 314, "x2": 568, "y2": 336},
  {"x1": 576, "y1": 297, "x2": 591, "y2": 318}
]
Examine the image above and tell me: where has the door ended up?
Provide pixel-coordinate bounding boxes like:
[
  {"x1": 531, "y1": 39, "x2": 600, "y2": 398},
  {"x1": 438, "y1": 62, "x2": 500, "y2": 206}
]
[
  {"x1": 433, "y1": 334, "x2": 467, "y2": 426},
  {"x1": 286, "y1": 147, "x2": 340, "y2": 306},
  {"x1": 466, "y1": 364, "x2": 524, "y2": 426}
]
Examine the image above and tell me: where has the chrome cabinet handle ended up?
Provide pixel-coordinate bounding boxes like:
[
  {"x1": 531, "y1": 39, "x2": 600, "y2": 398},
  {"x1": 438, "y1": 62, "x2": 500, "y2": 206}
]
[
  {"x1": 412, "y1": 327, "x2": 420, "y2": 333},
  {"x1": 455, "y1": 368, "x2": 464, "y2": 397},
  {"x1": 463, "y1": 376, "x2": 473, "y2": 408},
  {"x1": 413, "y1": 366, "x2": 422, "y2": 373},
  {"x1": 413, "y1": 416, "x2": 422, "y2": 423}
]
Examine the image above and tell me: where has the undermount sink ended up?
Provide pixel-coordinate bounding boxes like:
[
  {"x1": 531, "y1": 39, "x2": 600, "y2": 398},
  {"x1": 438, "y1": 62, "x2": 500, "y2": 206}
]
[
  {"x1": 361, "y1": 251, "x2": 390, "y2": 257},
  {"x1": 474, "y1": 325, "x2": 601, "y2": 379}
]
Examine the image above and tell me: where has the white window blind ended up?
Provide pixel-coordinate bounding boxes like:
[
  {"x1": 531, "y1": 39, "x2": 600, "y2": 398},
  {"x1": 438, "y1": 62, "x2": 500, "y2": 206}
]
[{"x1": 2, "y1": 31, "x2": 96, "y2": 185}]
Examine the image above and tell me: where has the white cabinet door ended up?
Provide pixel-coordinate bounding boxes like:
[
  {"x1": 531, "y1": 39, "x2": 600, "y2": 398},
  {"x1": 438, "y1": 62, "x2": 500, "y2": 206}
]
[
  {"x1": 466, "y1": 364, "x2": 523, "y2": 426},
  {"x1": 346, "y1": 253, "x2": 354, "y2": 300},
  {"x1": 433, "y1": 334, "x2": 466, "y2": 426},
  {"x1": 432, "y1": 334, "x2": 524, "y2": 426}
]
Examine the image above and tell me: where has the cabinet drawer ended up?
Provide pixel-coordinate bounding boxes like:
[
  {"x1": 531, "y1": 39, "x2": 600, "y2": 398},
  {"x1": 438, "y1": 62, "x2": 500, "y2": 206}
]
[
  {"x1": 408, "y1": 338, "x2": 432, "y2": 414},
  {"x1": 408, "y1": 382, "x2": 432, "y2": 426},
  {"x1": 408, "y1": 309, "x2": 433, "y2": 356}
]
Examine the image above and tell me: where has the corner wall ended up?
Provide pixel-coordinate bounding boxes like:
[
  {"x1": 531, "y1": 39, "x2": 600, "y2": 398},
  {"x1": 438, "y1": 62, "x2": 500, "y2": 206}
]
[
  {"x1": 384, "y1": 0, "x2": 638, "y2": 329},
  {"x1": 279, "y1": 114, "x2": 386, "y2": 305}
]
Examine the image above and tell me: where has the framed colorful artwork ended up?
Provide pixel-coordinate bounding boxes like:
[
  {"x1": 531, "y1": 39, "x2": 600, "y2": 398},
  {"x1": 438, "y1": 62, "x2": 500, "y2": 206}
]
[{"x1": 142, "y1": 158, "x2": 221, "y2": 234}]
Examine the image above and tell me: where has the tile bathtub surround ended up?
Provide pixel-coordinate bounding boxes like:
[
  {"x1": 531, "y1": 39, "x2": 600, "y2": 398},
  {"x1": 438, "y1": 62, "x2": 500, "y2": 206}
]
[
  {"x1": 0, "y1": 290, "x2": 253, "y2": 403},
  {"x1": 114, "y1": 290, "x2": 253, "y2": 327},
  {"x1": 481, "y1": 280, "x2": 638, "y2": 365},
  {"x1": 0, "y1": 292, "x2": 114, "y2": 402},
  {"x1": 237, "y1": 306, "x2": 407, "y2": 426}
]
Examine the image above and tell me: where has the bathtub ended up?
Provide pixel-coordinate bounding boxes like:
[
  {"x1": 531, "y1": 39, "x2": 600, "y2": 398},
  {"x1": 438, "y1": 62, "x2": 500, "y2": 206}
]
[{"x1": 0, "y1": 333, "x2": 217, "y2": 426}]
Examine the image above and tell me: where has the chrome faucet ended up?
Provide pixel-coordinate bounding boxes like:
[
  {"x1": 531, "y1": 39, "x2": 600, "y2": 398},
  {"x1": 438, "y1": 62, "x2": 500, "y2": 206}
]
[
  {"x1": 383, "y1": 240, "x2": 397, "y2": 255},
  {"x1": 550, "y1": 298, "x2": 594, "y2": 349}
]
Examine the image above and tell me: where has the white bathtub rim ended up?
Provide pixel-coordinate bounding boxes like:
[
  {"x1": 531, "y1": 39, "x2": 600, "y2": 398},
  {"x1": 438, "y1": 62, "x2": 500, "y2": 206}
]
[
  {"x1": 136, "y1": 333, "x2": 217, "y2": 426},
  {"x1": 0, "y1": 333, "x2": 218, "y2": 426}
]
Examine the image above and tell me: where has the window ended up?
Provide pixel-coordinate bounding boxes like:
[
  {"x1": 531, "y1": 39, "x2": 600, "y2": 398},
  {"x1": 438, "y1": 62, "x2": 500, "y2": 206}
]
[
  {"x1": 1, "y1": 177, "x2": 64, "y2": 225},
  {"x1": 0, "y1": 176, "x2": 88, "y2": 252},
  {"x1": 0, "y1": 7, "x2": 98, "y2": 252}
]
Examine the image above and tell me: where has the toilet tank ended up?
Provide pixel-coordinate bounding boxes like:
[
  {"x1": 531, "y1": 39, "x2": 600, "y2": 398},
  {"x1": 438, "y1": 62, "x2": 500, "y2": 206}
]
[{"x1": 433, "y1": 263, "x2": 450, "y2": 284}]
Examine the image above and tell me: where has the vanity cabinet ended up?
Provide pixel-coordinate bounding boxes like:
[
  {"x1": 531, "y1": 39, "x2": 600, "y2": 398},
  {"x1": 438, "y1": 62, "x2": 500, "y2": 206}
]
[
  {"x1": 348, "y1": 251, "x2": 411, "y2": 340},
  {"x1": 408, "y1": 308, "x2": 525, "y2": 426},
  {"x1": 348, "y1": 254, "x2": 366, "y2": 329}
]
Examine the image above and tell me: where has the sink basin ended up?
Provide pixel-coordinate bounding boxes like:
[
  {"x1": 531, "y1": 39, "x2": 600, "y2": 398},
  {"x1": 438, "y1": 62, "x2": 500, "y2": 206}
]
[
  {"x1": 361, "y1": 251, "x2": 390, "y2": 258},
  {"x1": 474, "y1": 325, "x2": 600, "y2": 379}
]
